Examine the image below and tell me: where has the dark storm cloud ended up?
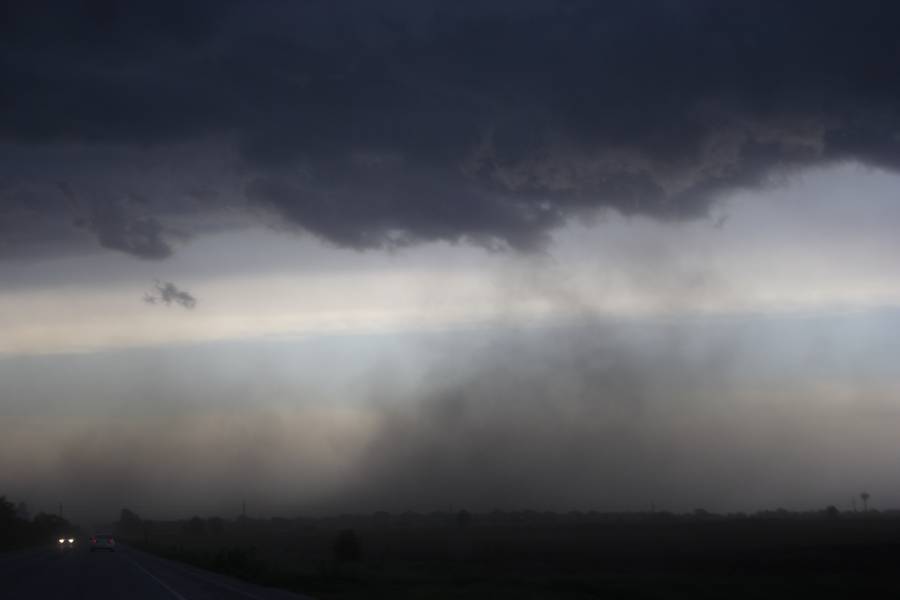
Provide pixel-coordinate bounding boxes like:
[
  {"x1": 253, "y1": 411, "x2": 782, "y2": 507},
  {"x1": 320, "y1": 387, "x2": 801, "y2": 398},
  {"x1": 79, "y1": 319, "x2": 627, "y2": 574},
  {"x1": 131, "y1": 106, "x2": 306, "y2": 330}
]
[
  {"x1": 89, "y1": 198, "x2": 173, "y2": 259},
  {"x1": 3, "y1": 0, "x2": 900, "y2": 256}
]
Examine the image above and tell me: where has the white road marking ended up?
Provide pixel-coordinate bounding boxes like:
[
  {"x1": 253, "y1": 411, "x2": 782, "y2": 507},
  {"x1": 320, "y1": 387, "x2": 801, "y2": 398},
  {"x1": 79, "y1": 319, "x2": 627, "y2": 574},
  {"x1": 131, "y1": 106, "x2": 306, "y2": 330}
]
[
  {"x1": 125, "y1": 547, "x2": 271, "y2": 600},
  {"x1": 123, "y1": 555, "x2": 189, "y2": 600}
]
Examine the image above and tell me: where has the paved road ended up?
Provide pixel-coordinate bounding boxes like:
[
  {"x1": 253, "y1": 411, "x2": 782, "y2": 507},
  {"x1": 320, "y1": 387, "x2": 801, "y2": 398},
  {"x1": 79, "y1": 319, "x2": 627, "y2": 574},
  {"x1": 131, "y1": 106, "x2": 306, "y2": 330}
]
[{"x1": 1, "y1": 543, "x2": 315, "y2": 600}]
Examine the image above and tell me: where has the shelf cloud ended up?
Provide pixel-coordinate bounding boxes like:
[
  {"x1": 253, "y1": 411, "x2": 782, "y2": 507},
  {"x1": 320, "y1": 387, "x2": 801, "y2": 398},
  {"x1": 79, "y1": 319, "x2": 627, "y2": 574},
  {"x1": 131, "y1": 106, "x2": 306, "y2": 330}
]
[{"x1": 3, "y1": 1, "x2": 900, "y2": 258}]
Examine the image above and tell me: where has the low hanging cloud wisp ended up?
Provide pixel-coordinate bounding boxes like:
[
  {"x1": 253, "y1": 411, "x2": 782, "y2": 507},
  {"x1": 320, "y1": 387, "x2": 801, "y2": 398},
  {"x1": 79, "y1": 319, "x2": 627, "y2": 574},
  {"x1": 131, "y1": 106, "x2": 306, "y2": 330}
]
[{"x1": 143, "y1": 281, "x2": 197, "y2": 310}]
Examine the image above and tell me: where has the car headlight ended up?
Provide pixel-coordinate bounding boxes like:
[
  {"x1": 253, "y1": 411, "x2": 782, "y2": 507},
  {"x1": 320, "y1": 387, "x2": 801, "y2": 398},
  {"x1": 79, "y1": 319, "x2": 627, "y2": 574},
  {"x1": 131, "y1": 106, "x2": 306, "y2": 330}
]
[
  {"x1": 58, "y1": 538, "x2": 65, "y2": 544},
  {"x1": 68, "y1": 538, "x2": 75, "y2": 543}
]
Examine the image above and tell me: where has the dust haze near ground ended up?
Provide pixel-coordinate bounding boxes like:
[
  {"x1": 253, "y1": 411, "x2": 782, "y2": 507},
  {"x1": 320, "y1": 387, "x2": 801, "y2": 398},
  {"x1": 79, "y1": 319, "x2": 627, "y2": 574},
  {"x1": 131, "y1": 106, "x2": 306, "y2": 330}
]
[{"x1": 3, "y1": 310, "x2": 899, "y2": 525}]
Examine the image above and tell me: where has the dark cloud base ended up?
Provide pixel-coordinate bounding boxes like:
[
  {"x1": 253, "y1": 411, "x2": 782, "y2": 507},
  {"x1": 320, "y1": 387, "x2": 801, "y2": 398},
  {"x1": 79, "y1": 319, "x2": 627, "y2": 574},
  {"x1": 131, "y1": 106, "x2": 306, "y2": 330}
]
[{"x1": 3, "y1": 1, "x2": 900, "y2": 257}]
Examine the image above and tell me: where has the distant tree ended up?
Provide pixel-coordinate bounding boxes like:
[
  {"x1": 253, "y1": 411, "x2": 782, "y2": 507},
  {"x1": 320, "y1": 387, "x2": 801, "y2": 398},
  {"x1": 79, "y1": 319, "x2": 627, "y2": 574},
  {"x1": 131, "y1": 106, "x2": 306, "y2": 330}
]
[
  {"x1": 861, "y1": 492, "x2": 870, "y2": 513},
  {"x1": 456, "y1": 509, "x2": 471, "y2": 529},
  {"x1": 0, "y1": 496, "x2": 15, "y2": 525},
  {"x1": 0, "y1": 496, "x2": 18, "y2": 546},
  {"x1": 15, "y1": 502, "x2": 29, "y2": 521},
  {"x1": 184, "y1": 516, "x2": 207, "y2": 536},
  {"x1": 117, "y1": 508, "x2": 143, "y2": 538},
  {"x1": 119, "y1": 508, "x2": 142, "y2": 527},
  {"x1": 208, "y1": 517, "x2": 225, "y2": 536},
  {"x1": 32, "y1": 512, "x2": 69, "y2": 537},
  {"x1": 333, "y1": 529, "x2": 362, "y2": 563},
  {"x1": 142, "y1": 520, "x2": 154, "y2": 544},
  {"x1": 825, "y1": 505, "x2": 840, "y2": 519}
]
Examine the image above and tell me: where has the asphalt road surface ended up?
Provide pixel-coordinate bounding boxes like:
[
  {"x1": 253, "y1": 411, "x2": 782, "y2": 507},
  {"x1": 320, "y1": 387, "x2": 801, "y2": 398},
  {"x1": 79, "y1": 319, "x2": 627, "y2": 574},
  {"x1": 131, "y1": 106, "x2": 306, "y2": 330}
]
[{"x1": 1, "y1": 543, "x2": 315, "y2": 600}]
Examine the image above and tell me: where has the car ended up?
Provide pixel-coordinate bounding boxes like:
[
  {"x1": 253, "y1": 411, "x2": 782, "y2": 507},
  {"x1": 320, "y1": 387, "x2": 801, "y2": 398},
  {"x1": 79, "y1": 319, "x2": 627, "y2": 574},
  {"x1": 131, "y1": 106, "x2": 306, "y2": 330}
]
[
  {"x1": 89, "y1": 534, "x2": 116, "y2": 552},
  {"x1": 57, "y1": 536, "x2": 76, "y2": 550}
]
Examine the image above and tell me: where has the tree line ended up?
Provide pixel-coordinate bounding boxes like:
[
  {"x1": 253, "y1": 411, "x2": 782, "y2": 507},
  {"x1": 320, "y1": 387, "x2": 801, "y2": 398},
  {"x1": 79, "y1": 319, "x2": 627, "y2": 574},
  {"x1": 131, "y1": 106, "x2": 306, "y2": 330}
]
[{"x1": 0, "y1": 495, "x2": 78, "y2": 551}]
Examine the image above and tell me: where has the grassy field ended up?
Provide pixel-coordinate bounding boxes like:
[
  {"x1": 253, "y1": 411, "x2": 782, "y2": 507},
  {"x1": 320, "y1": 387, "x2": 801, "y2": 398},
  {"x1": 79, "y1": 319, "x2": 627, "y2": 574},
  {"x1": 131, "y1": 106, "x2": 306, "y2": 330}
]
[{"x1": 120, "y1": 511, "x2": 900, "y2": 598}]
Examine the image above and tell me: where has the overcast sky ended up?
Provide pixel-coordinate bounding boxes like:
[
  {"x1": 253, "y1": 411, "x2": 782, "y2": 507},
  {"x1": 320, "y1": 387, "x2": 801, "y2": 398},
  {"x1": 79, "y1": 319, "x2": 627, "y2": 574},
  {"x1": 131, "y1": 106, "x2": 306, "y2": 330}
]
[{"x1": 3, "y1": 1, "x2": 900, "y2": 524}]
